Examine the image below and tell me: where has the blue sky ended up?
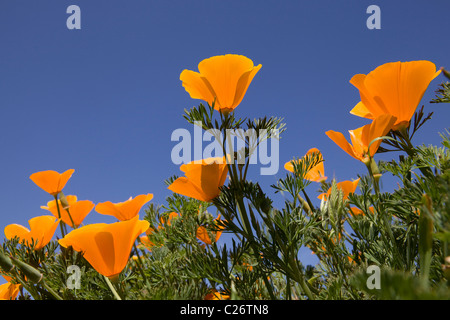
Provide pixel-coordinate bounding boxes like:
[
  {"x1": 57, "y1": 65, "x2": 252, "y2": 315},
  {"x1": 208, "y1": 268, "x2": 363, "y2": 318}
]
[{"x1": 1, "y1": 1, "x2": 449, "y2": 284}]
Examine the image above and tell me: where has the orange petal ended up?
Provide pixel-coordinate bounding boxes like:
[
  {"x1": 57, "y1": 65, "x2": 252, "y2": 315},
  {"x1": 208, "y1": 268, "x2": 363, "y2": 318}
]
[
  {"x1": 366, "y1": 114, "x2": 397, "y2": 156},
  {"x1": 29, "y1": 169, "x2": 74, "y2": 195},
  {"x1": 4, "y1": 224, "x2": 32, "y2": 244},
  {"x1": 197, "y1": 54, "x2": 260, "y2": 110},
  {"x1": 168, "y1": 177, "x2": 209, "y2": 202},
  {"x1": 351, "y1": 61, "x2": 440, "y2": 127},
  {"x1": 326, "y1": 130, "x2": 359, "y2": 161},
  {"x1": 59, "y1": 216, "x2": 149, "y2": 278},
  {"x1": 349, "y1": 101, "x2": 374, "y2": 119},
  {"x1": 196, "y1": 226, "x2": 212, "y2": 245},
  {"x1": 180, "y1": 69, "x2": 216, "y2": 106}
]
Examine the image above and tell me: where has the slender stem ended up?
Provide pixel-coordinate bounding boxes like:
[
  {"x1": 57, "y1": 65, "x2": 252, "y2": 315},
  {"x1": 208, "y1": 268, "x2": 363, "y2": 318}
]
[
  {"x1": 65, "y1": 208, "x2": 76, "y2": 229},
  {"x1": 133, "y1": 242, "x2": 148, "y2": 284},
  {"x1": 104, "y1": 276, "x2": 122, "y2": 300},
  {"x1": 54, "y1": 195, "x2": 66, "y2": 238},
  {"x1": 41, "y1": 280, "x2": 63, "y2": 300}
]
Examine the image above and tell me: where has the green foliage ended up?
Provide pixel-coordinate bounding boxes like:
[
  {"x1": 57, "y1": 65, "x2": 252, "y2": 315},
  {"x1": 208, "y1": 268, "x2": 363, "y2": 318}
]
[{"x1": 1, "y1": 89, "x2": 449, "y2": 301}]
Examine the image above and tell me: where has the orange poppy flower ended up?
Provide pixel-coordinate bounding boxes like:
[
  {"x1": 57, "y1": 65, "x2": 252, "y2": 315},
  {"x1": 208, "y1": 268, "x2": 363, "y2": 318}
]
[
  {"x1": 196, "y1": 215, "x2": 225, "y2": 245},
  {"x1": 159, "y1": 212, "x2": 180, "y2": 227},
  {"x1": 0, "y1": 276, "x2": 21, "y2": 300},
  {"x1": 349, "y1": 60, "x2": 441, "y2": 130},
  {"x1": 180, "y1": 54, "x2": 262, "y2": 113},
  {"x1": 95, "y1": 194, "x2": 153, "y2": 221},
  {"x1": 58, "y1": 216, "x2": 149, "y2": 279},
  {"x1": 204, "y1": 289, "x2": 230, "y2": 300},
  {"x1": 41, "y1": 195, "x2": 94, "y2": 228},
  {"x1": 349, "y1": 206, "x2": 375, "y2": 216},
  {"x1": 318, "y1": 178, "x2": 360, "y2": 201},
  {"x1": 4, "y1": 215, "x2": 60, "y2": 250},
  {"x1": 284, "y1": 148, "x2": 327, "y2": 182},
  {"x1": 138, "y1": 235, "x2": 155, "y2": 249},
  {"x1": 168, "y1": 157, "x2": 228, "y2": 202},
  {"x1": 29, "y1": 169, "x2": 75, "y2": 196},
  {"x1": 325, "y1": 114, "x2": 397, "y2": 163}
]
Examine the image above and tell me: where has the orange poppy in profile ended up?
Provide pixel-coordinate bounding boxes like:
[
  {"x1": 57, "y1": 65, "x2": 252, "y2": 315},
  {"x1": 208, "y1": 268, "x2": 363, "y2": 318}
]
[
  {"x1": 318, "y1": 178, "x2": 360, "y2": 201},
  {"x1": 284, "y1": 148, "x2": 327, "y2": 182},
  {"x1": 58, "y1": 216, "x2": 149, "y2": 279},
  {"x1": 0, "y1": 276, "x2": 21, "y2": 300},
  {"x1": 168, "y1": 157, "x2": 228, "y2": 202},
  {"x1": 4, "y1": 215, "x2": 60, "y2": 250},
  {"x1": 196, "y1": 215, "x2": 225, "y2": 245},
  {"x1": 180, "y1": 54, "x2": 262, "y2": 113},
  {"x1": 29, "y1": 169, "x2": 75, "y2": 196},
  {"x1": 349, "y1": 60, "x2": 441, "y2": 130},
  {"x1": 325, "y1": 114, "x2": 397, "y2": 163},
  {"x1": 41, "y1": 195, "x2": 94, "y2": 228},
  {"x1": 95, "y1": 194, "x2": 153, "y2": 221}
]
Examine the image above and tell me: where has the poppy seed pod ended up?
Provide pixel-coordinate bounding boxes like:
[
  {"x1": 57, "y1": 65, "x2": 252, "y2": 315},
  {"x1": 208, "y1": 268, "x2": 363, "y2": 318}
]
[
  {"x1": 0, "y1": 252, "x2": 14, "y2": 272},
  {"x1": 10, "y1": 256, "x2": 43, "y2": 284}
]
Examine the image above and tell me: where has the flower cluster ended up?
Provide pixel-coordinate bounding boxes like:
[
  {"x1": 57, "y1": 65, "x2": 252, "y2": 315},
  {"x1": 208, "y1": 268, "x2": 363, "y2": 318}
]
[{"x1": 0, "y1": 53, "x2": 449, "y2": 301}]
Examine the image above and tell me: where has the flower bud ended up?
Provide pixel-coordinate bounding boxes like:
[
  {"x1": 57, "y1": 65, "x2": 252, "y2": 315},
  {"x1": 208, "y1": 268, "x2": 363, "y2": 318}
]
[{"x1": 58, "y1": 192, "x2": 70, "y2": 209}]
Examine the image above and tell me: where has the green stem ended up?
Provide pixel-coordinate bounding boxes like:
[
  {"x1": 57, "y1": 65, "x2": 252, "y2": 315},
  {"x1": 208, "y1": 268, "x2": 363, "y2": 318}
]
[
  {"x1": 54, "y1": 195, "x2": 66, "y2": 238},
  {"x1": 133, "y1": 242, "x2": 148, "y2": 284},
  {"x1": 104, "y1": 276, "x2": 122, "y2": 300},
  {"x1": 41, "y1": 280, "x2": 63, "y2": 300}
]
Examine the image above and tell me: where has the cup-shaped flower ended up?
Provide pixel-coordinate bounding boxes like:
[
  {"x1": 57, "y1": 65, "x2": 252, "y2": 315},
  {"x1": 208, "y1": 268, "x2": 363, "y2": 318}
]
[
  {"x1": 95, "y1": 194, "x2": 153, "y2": 221},
  {"x1": 318, "y1": 178, "x2": 360, "y2": 201},
  {"x1": 4, "y1": 215, "x2": 60, "y2": 250},
  {"x1": 168, "y1": 157, "x2": 228, "y2": 202},
  {"x1": 58, "y1": 216, "x2": 150, "y2": 279},
  {"x1": 349, "y1": 60, "x2": 441, "y2": 130},
  {"x1": 29, "y1": 169, "x2": 74, "y2": 196},
  {"x1": 0, "y1": 276, "x2": 21, "y2": 300},
  {"x1": 325, "y1": 114, "x2": 397, "y2": 163},
  {"x1": 180, "y1": 54, "x2": 262, "y2": 113},
  {"x1": 41, "y1": 195, "x2": 94, "y2": 228},
  {"x1": 284, "y1": 148, "x2": 327, "y2": 182}
]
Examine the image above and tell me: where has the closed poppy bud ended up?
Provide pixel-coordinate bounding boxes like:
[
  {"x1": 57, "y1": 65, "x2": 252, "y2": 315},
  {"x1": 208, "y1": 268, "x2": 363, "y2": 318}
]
[
  {"x1": 0, "y1": 252, "x2": 14, "y2": 273},
  {"x1": 58, "y1": 192, "x2": 70, "y2": 209},
  {"x1": 10, "y1": 256, "x2": 43, "y2": 284}
]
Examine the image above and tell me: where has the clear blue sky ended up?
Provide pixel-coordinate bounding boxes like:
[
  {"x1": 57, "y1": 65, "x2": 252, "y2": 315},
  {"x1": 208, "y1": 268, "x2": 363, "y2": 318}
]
[{"x1": 1, "y1": 1, "x2": 449, "y2": 283}]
